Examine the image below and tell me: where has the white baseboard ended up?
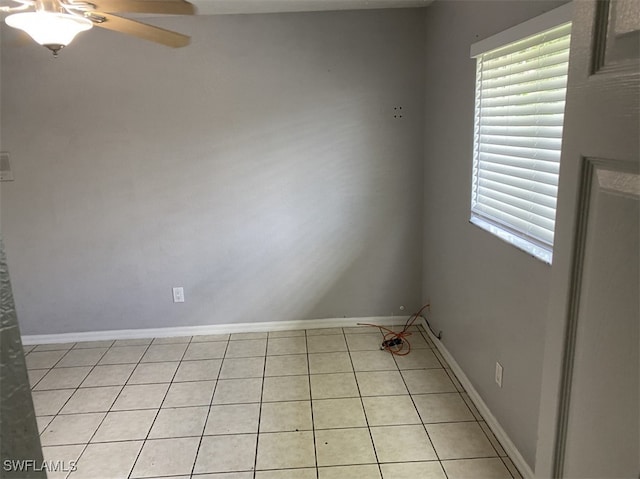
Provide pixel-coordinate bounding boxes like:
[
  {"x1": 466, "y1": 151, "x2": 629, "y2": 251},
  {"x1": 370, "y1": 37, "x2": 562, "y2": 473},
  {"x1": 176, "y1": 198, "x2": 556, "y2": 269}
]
[
  {"x1": 418, "y1": 318, "x2": 534, "y2": 479},
  {"x1": 22, "y1": 315, "x2": 410, "y2": 345}
]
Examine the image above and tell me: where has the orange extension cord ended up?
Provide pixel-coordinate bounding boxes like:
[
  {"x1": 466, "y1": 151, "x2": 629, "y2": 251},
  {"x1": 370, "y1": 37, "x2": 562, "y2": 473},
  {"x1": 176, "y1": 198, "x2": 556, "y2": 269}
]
[{"x1": 357, "y1": 303, "x2": 431, "y2": 356}]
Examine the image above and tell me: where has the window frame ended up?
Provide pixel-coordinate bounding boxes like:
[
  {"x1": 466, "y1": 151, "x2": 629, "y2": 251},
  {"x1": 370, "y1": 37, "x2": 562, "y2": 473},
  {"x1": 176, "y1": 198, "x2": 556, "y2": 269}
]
[{"x1": 469, "y1": 4, "x2": 573, "y2": 264}]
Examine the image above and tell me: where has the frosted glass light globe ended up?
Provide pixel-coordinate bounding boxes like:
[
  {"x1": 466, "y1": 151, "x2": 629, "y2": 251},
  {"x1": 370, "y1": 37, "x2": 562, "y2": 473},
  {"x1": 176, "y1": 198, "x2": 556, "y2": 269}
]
[{"x1": 5, "y1": 12, "x2": 92, "y2": 54}]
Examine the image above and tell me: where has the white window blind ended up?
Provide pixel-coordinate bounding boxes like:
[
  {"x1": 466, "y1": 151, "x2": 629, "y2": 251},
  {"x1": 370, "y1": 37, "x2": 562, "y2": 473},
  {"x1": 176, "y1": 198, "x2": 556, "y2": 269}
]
[{"x1": 470, "y1": 21, "x2": 571, "y2": 264}]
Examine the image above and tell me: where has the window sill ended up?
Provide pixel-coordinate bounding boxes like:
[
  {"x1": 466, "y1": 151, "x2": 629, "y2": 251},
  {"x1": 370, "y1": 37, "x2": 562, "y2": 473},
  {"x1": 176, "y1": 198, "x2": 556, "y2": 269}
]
[{"x1": 469, "y1": 215, "x2": 553, "y2": 265}]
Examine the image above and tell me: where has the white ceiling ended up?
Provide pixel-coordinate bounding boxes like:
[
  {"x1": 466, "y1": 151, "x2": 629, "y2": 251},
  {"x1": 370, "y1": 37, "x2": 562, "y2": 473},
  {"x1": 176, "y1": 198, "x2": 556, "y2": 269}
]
[{"x1": 190, "y1": 0, "x2": 433, "y2": 15}]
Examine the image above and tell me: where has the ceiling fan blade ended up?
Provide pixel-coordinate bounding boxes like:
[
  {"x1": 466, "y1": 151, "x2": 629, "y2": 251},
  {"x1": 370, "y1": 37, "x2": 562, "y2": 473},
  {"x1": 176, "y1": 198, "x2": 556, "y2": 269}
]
[
  {"x1": 90, "y1": 12, "x2": 190, "y2": 47},
  {"x1": 87, "y1": 0, "x2": 194, "y2": 15}
]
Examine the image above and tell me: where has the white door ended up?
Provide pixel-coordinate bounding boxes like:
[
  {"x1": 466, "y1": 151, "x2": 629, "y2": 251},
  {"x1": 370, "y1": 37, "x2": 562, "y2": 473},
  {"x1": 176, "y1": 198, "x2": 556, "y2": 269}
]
[{"x1": 536, "y1": 1, "x2": 639, "y2": 478}]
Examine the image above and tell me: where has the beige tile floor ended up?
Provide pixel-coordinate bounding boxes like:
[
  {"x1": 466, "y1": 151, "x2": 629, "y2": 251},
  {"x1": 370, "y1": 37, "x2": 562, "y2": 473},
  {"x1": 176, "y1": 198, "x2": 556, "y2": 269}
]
[{"x1": 25, "y1": 325, "x2": 523, "y2": 479}]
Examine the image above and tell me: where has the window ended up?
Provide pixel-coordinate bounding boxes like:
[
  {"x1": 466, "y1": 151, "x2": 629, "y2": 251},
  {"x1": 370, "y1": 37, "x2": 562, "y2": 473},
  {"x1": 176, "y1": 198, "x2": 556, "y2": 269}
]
[{"x1": 469, "y1": 5, "x2": 572, "y2": 264}]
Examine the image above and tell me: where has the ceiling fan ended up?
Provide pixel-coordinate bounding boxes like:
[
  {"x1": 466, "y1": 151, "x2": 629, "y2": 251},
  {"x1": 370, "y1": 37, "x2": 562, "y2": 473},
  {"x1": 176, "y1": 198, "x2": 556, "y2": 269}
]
[{"x1": 1, "y1": 0, "x2": 195, "y2": 56}]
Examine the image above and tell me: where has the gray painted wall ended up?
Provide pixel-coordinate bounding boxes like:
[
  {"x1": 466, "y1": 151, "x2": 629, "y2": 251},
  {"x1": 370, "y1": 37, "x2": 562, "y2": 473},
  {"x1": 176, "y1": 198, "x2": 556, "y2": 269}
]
[
  {"x1": 1, "y1": 9, "x2": 426, "y2": 335},
  {"x1": 421, "y1": 0, "x2": 567, "y2": 470}
]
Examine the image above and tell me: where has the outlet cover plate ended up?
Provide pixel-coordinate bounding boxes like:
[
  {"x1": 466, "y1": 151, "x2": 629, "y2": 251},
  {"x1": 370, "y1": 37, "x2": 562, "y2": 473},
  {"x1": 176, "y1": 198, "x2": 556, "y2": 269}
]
[
  {"x1": 495, "y1": 362, "x2": 503, "y2": 388},
  {"x1": 172, "y1": 287, "x2": 185, "y2": 303}
]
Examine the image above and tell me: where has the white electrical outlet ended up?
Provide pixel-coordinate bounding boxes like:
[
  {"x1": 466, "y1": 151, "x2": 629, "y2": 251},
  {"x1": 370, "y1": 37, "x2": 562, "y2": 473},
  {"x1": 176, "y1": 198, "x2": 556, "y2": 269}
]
[
  {"x1": 495, "y1": 362, "x2": 503, "y2": 388},
  {"x1": 172, "y1": 287, "x2": 185, "y2": 303}
]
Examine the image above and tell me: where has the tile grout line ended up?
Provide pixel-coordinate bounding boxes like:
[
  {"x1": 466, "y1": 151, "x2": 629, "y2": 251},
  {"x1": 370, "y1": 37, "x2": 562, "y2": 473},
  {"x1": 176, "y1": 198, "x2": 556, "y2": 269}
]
[
  {"x1": 304, "y1": 329, "x2": 320, "y2": 479},
  {"x1": 500, "y1": 456, "x2": 522, "y2": 479},
  {"x1": 30, "y1": 342, "x2": 90, "y2": 390},
  {"x1": 393, "y1": 326, "x2": 450, "y2": 479},
  {"x1": 500, "y1": 457, "x2": 519, "y2": 479},
  {"x1": 124, "y1": 337, "x2": 194, "y2": 479},
  {"x1": 39, "y1": 345, "x2": 113, "y2": 479},
  {"x1": 32, "y1": 419, "x2": 498, "y2": 444},
  {"x1": 416, "y1": 325, "x2": 509, "y2": 477},
  {"x1": 479, "y1": 424, "x2": 518, "y2": 479},
  {"x1": 33, "y1": 344, "x2": 114, "y2": 478},
  {"x1": 421, "y1": 326, "x2": 515, "y2": 478},
  {"x1": 64, "y1": 340, "x2": 155, "y2": 479},
  {"x1": 250, "y1": 335, "x2": 269, "y2": 478},
  {"x1": 342, "y1": 327, "x2": 384, "y2": 479},
  {"x1": 188, "y1": 334, "x2": 231, "y2": 478},
  {"x1": 35, "y1": 373, "x2": 464, "y2": 393},
  {"x1": 93, "y1": 340, "x2": 160, "y2": 479}
]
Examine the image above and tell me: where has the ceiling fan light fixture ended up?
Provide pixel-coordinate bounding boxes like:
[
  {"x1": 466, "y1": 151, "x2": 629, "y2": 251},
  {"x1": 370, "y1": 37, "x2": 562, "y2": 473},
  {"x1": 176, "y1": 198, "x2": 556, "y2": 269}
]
[{"x1": 5, "y1": 11, "x2": 93, "y2": 54}]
